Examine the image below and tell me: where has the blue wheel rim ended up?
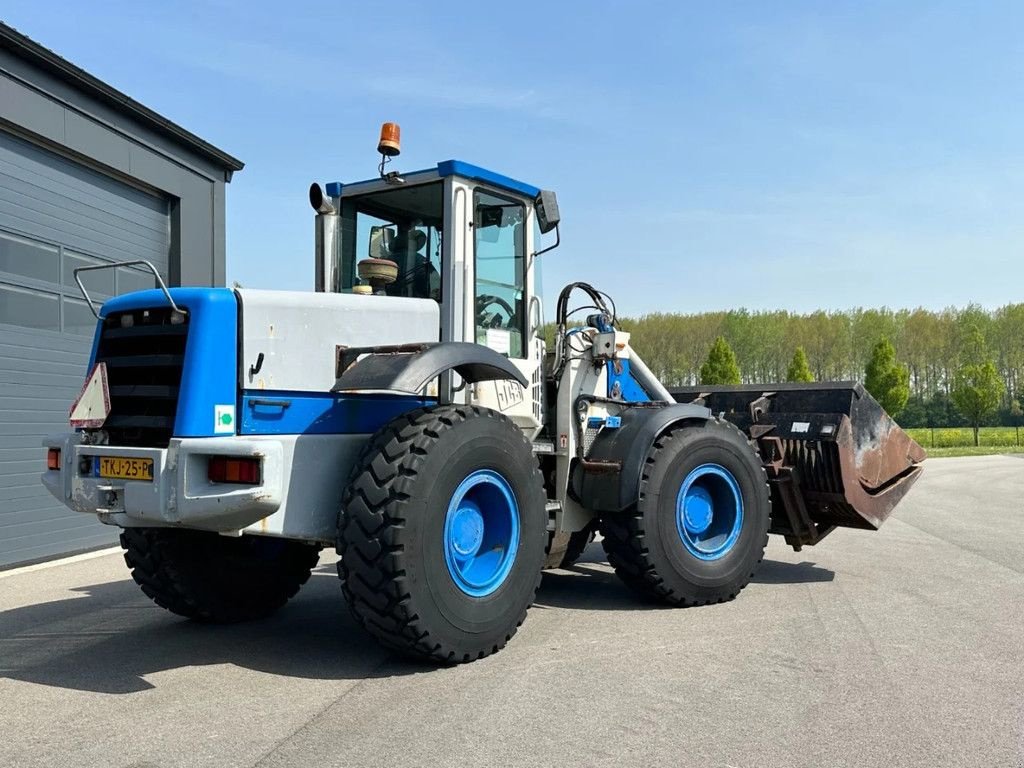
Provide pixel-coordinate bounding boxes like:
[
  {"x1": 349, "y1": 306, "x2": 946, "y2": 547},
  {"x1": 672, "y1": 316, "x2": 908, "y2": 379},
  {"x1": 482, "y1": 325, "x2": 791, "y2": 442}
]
[
  {"x1": 675, "y1": 463, "x2": 743, "y2": 560},
  {"x1": 443, "y1": 469, "x2": 520, "y2": 597}
]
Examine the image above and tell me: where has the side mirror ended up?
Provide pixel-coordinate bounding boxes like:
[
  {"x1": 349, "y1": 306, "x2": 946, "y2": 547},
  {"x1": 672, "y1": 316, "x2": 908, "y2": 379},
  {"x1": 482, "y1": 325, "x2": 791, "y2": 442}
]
[
  {"x1": 535, "y1": 190, "x2": 560, "y2": 234},
  {"x1": 369, "y1": 225, "x2": 396, "y2": 259}
]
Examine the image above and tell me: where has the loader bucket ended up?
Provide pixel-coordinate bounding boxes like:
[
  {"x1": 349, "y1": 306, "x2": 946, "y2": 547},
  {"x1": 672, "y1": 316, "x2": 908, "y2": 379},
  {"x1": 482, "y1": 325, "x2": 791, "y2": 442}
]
[{"x1": 668, "y1": 383, "x2": 926, "y2": 550}]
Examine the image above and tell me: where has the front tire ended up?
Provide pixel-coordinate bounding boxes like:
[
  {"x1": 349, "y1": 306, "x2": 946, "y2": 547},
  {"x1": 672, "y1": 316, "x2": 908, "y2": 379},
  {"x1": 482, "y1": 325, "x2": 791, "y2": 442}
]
[
  {"x1": 121, "y1": 528, "x2": 320, "y2": 622},
  {"x1": 599, "y1": 419, "x2": 770, "y2": 605},
  {"x1": 338, "y1": 405, "x2": 547, "y2": 664}
]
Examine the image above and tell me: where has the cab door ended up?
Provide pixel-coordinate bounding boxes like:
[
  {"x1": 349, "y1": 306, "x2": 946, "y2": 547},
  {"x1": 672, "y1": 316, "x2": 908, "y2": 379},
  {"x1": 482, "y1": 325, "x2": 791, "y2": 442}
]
[{"x1": 463, "y1": 187, "x2": 544, "y2": 438}]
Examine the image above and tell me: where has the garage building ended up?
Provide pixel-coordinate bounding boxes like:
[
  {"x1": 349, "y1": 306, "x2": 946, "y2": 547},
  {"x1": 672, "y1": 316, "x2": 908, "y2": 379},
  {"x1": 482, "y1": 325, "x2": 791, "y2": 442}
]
[{"x1": 0, "y1": 23, "x2": 244, "y2": 568}]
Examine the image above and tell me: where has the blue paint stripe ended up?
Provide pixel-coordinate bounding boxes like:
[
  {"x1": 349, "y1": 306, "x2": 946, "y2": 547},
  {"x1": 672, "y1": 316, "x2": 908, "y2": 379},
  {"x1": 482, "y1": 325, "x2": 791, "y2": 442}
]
[
  {"x1": 175, "y1": 290, "x2": 238, "y2": 437},
  {"x1": 436, "y1": 160, "x2": 541, "y2": 199},
  {"x1": 606, "y1": 359, "x2": 651, "y2": 402},
  {"x1": 338, "y1": 160, "x2": 542, "y2": 200},
  {"x1": 240, "y1": 391, "x2": 432, "y2": 436}
]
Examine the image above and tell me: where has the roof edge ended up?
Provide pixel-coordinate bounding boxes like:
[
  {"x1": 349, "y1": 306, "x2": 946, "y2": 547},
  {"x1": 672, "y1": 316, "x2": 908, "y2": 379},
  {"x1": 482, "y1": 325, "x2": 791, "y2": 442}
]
[
  {"x1": 437, "y1": 160, "x2": 541, "y2": 198},
  {"x1": 0, "y1": 22, "x2": 244, "y2": 173}
]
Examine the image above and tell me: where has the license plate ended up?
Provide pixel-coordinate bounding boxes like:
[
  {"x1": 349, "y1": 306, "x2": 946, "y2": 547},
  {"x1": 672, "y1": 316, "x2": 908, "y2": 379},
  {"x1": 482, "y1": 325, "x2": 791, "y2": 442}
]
[{"x1": 93, "y1": 456, "x2": 154, "y2": 481}]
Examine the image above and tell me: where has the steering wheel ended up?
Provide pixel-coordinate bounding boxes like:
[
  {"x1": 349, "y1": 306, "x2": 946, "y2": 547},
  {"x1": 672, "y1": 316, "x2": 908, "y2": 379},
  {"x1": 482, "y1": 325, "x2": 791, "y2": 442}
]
[
  {"x1": 476, "y1": 294, "x2": 516, "y2": 328},
  {"x1": 386, "y1": 257, "x2": 439, "y2": 299}
]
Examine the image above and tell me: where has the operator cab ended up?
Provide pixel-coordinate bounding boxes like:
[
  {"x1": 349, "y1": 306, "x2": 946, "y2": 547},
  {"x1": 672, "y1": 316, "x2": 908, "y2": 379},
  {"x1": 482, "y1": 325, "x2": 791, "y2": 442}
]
[{"x1": 310, "y1": 125, "x2": 560, "y2": 416}]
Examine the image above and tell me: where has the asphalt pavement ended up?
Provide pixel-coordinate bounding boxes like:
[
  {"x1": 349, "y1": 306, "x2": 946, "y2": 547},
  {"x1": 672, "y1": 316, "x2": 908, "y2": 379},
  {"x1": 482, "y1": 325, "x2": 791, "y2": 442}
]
[{"x1": 1, "y1": 455, "x2": 1022, "y2": 768}]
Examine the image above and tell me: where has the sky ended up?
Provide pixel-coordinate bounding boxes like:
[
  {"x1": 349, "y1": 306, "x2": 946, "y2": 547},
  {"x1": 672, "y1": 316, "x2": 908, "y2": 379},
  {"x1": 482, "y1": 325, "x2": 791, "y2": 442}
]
[{"x1": 4, "y1": 1, "x2": 1024, "y2": 317}]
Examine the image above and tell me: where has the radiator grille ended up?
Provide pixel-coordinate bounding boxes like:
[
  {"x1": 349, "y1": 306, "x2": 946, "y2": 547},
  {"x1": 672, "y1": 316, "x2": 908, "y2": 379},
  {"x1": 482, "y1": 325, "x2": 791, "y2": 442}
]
[{"x1": 94, "y1": 307, "x2": 188, "y2": 447}]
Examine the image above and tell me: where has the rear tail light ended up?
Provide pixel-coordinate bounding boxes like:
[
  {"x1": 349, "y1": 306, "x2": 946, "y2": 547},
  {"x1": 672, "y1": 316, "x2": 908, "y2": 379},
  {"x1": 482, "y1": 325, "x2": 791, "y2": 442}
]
[
  {"x1": 207, "y1": 456, "x2": 261, "y2": 485},
  {"x1": 47, "y1": 448, "x2": 61, "y2": 470}
]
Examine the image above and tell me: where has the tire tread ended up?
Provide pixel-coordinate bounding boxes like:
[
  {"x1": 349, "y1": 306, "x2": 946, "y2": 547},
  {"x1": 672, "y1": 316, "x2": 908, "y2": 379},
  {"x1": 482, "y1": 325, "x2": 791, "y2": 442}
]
[
  {"x1": 121, "y1": 528, "x2": 320, "y2": 623},
  {"x1": 599, "y1": 418, "x2": 770, "y2": 606},
  {"x1": 338, "y1": 405, "x2": 545, "y2": 664}
]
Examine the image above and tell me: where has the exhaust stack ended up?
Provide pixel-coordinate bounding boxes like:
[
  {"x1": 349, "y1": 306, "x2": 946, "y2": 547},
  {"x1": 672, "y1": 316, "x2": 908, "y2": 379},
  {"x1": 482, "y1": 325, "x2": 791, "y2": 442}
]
[{"x1": 310, "y1": 183, "x2": 340, "y2": 292}]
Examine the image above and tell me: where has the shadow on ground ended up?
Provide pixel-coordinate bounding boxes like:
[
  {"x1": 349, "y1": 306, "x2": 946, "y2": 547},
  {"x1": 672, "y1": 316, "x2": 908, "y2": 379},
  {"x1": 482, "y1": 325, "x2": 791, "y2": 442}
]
[
  {"x1": 0, "y1": 549, "x2": 833, "y2": 694},
  {"x1": 0, "y1": 564, "x2": 422, "y2": 694},
  {"x1": 751, "y1": 559, "x2": 835, "y2": 585},
  {"x1": 536, "y1": 546, "x2": 834, "y2": 610}
]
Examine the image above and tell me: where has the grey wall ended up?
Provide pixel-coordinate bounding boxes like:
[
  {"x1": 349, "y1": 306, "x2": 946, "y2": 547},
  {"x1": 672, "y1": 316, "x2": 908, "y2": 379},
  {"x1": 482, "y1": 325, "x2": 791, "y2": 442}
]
[
  {"x1": 0, "y1": 41, "x2": 238, "y2": 567},
  {"x1": 0, "y1": 47, "x2": 229, "y2": 286}
]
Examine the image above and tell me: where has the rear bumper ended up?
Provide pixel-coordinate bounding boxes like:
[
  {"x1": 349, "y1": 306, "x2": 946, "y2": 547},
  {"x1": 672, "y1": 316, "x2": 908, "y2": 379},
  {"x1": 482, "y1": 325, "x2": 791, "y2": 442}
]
[{"x1": 41, "y1": 433, "x2": 284, "y2": 532}]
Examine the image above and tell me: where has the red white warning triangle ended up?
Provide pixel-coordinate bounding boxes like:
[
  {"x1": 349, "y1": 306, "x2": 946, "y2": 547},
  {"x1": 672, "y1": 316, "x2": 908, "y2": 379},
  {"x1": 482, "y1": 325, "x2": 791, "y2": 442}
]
[{"x1": 69, "y1": 362, "x2": 111, "y2": 428}]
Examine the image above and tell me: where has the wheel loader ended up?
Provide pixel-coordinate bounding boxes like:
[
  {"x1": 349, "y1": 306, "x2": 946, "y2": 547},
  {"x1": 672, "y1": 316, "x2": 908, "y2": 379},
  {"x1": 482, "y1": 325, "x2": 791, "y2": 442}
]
[{"x1": 42, "y1": 124, "x2": 926, "y2": 663}]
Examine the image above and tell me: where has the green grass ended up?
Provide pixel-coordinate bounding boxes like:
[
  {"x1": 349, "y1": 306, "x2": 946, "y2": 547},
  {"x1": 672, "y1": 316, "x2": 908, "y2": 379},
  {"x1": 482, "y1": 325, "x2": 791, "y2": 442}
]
[
  {"x1": 906, "y1": 426, "x2": 1024, "y2": 450},
  {"x1": 921, "y1": 445, "x2": 1024, "y2": 458}
]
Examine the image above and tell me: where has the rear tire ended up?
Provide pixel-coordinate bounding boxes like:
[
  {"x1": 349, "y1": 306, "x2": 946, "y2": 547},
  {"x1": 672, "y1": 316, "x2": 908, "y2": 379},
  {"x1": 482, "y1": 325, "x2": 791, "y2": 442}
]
[
  {"x1": 121, "y1": 528, "x2": 320, "y2": 622},
  {"x1": 338, "y1": 405, "x2": 547, "y2": 664},
  {"x1": 599, "y1": 419, "x2": 770, "y2": 605}
]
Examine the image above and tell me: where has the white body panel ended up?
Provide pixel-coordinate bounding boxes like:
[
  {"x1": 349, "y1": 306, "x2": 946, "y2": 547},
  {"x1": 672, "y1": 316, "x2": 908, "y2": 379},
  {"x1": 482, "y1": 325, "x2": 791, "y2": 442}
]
[
  {"x1": 237, "y1": 289, "x2": 440, "y2": 392},
  {"x1": 42, "y1": 432, "x2": 369, "y2": 545},
  {"x1": 239, "y1": 434, "x2": 367, "y2": 542},
  {"x1": 555, "y1": 349, "x2": 609, "y2": 531},
  {"x1": 472, "y1": 337, "x2": 546, "y2": 439}
]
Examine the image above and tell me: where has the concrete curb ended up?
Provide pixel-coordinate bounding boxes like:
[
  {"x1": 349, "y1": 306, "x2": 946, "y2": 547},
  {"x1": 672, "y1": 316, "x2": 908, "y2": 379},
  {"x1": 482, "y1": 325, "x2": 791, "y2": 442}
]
[{"x1": 0, "y1": 546, "x2": 121, "y2": 579}]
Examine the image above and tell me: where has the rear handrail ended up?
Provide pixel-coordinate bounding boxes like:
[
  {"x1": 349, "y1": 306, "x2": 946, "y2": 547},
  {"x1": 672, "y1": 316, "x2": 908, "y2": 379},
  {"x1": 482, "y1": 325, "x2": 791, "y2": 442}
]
[{"x1": 73, "y1": 259, "x2": 185, "y2": 319}]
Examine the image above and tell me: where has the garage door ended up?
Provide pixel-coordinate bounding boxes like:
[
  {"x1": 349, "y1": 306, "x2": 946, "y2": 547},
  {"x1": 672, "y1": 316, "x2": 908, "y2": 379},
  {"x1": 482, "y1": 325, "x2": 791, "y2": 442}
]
[{"x1": 0, "y1": 131, "x2": 170, "y2": 568}]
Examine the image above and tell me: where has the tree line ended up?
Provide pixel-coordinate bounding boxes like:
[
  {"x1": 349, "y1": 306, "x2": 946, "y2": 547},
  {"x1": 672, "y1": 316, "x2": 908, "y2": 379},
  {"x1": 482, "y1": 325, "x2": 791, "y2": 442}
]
[{"x1": 608, "y1": 303, "x2": 1024, "y2": 433}]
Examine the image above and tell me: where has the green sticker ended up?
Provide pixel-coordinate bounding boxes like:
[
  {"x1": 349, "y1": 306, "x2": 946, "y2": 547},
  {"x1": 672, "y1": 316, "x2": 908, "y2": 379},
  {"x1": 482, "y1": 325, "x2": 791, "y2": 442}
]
[{"x1": 214, "y1": 405, "x2": 236, "y2": 433}]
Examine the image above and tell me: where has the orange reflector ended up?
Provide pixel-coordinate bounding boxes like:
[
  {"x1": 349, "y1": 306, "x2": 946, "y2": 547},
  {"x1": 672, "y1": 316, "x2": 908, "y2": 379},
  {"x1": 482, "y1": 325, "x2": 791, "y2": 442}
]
[
  {"x1": 208, "y1": 456, "x2": 261, "y2": 485},
  {"x1": 47, "y1": 448, "x2": 61, "y2": 470},
  {"x1": 377, "y1": 122, "x2": 401, "y2": 157}
]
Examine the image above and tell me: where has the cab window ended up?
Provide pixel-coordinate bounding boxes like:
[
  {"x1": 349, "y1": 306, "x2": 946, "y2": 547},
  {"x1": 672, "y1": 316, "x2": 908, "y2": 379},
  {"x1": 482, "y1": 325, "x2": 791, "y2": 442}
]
[
  {"x1": 339, "y1": 182, "x2": 443, "y2": 301},
  {"x1": 474, "y1": 190, "x2": 525, "y2": 358}
]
